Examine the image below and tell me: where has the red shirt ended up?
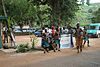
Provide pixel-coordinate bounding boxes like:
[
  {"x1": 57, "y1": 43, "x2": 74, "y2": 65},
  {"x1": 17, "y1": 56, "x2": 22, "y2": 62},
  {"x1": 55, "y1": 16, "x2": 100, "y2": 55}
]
[{"x1": 52, "y1": 29, "x2": 55, "y2": 35}]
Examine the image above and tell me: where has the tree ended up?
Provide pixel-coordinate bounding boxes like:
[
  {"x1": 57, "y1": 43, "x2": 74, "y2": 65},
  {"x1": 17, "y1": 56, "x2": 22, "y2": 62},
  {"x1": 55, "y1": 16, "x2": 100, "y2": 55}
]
[
  {"x1": 0, "y1": 1, "x2": 4, "y2": 16},
  {"x1": 92, "y1": 7, "x2": 100, "y2": 23},
  {"x1": 1, "y1": 0, "x2": 7, "y2": 17},
  {"x1": 28, "y1": 0, "x2": 79, "y2": 26},
  {"x1": 3, "y1": 0, "x2": 33, "y2": 27},
  {"x1": 0, "y1": 0, "x2": 79, "y2": 26}
]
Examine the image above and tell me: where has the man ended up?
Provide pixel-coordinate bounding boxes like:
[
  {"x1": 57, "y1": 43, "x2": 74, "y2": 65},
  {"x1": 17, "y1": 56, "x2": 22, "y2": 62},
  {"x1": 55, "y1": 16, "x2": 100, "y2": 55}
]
[{"x1": 75, "y1": 23, "x2": 83, "y2": 53}]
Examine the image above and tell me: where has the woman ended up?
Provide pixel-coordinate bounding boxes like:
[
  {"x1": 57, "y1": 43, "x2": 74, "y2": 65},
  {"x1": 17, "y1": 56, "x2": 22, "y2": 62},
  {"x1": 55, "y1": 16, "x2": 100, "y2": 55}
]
[{"x1": 75, "y1": 23, "x2": 83, "y2": 53}]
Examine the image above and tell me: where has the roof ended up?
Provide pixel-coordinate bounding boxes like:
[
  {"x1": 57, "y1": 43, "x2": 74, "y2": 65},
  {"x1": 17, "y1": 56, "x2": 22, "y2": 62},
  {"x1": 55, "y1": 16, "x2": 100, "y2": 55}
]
[
  {"x1": 90, "y1": 23, "x2": 100, "y2": 26},
  {"x1": 0, "y1": 17, "x2": 8, "y2": 20}
]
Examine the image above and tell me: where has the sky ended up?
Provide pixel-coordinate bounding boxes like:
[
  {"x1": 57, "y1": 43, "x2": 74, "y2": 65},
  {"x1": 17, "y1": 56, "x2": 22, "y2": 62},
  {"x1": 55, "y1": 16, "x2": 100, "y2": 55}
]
[{"x1": 90, "y1": 0, "x2": 100, "y2": 3}]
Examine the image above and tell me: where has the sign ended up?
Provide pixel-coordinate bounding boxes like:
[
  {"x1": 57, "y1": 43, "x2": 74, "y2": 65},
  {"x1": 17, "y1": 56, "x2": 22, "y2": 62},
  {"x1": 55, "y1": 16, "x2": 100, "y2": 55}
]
[
  {"x1": 0, "y1": 17, "x2": 8, "y2": 20},
  {"x1": 60, "y1": 34, "x2": 71, "y2": 48},
  {"x1": 11, "y1": 32, "x2": 17, "y2": 47}
]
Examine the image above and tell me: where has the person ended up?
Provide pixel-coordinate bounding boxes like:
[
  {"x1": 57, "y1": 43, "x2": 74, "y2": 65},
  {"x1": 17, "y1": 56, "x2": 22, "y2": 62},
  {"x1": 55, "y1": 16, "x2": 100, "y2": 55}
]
[
  {"x1": 45, "y1": 29, "x2": 49, "y2": 37},
  {"x1": 74, "y1": 23, "x2": 83, "y2": 53},
  {"x1": 51, "y1": 35, "x2": 56, "y2": 52},
  {"x1": 55, "y1": 27, "x2": 61, "y2": 51},
  {"x1": 3, "y1": 26, "x2": 8, "y2": 43},
  {"x1": 59, "y1": 27, "x2": 63, "y2": 34},
  {"x1": 51, "y1": 26, "x2": 55, "y2": 37},
  {"x1": 48, "y1": 26, "x2": 52, "y2": 35},
  {"x1": 83, "y1": 26, "x2": 90, "y2": 47},
  {"x1": 42, "y1": 34, "x2": 50, "y2": 53},
  {"x1": 67, "y1": 24, "x2": 74, "y2": 47},
  {"x1": 8, "y1": 27, "x2": 13, "y2": 46},
  {"x1": 41, "y1": 27, "x2": 45, "y2": 37},
  {"x1": 63, "y1": 27, "x2": 66, "y2": 34}
]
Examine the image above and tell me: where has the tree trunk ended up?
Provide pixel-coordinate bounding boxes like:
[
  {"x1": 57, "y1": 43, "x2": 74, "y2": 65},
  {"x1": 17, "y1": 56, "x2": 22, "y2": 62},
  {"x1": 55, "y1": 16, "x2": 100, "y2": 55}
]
[
  {"x1": 49, "y1": 0, "x2": 61, "y2": 26},
  {"x1": 2, "y1": 0, "x2": 7, "y2": 17}
]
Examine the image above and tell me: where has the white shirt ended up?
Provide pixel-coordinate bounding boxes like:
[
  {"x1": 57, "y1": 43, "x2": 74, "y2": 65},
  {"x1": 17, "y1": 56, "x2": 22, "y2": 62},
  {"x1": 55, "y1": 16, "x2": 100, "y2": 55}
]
[
  {"x1": 49, "y1": 29, "x2": 52, "y2": 34},
  {"x1": 42, "y1": 30, "x2": 45, "y2": 33}
]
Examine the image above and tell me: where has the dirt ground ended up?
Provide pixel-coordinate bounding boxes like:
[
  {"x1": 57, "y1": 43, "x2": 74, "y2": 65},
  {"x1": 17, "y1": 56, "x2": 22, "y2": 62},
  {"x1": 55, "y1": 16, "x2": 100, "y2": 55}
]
[
  {"x1": 4, "y1": 35, "x2": 41, "y2": 48},
  {"x1": 1, "y1": 36, "x2": 100, "y2": 67}
]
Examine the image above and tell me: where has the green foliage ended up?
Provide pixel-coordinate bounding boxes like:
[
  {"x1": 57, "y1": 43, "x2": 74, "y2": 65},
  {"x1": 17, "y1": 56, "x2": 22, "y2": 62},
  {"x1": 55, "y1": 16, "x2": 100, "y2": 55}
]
[
  {"x1": 92, "y1": 7, "x2": 100, "y2": 23},
  {"x1": 3, "y1": 45, "x2": 9, "y2": 49},
  {"x1": 80, "y1": 22, "x2": 91, "y2": 26},
  {"x1": 0, "y1": 0, "x2": 79, "y2": 26},
  {"x1": 0, "y1": 1, "x2": 4, "y2": 16},
  {"x1": 28, "y1": 0, "x2": 79, "y2": 26},
  {"x1": 5, "y1": 0, "x2": 29, "y2": 21},
  {"x1": 72, "y1": 5, "x2": 98, "y2": 26},
  {"x1": 16, "y1": 43, "x2": 30, "y2": 53},
  {"x1": 3, "y1": 45, "x2": 17, "y2": 49},
  {"x1": 1, "y1": 0, "x2": 99, "y2": 27},
  {"x1": 73, "y1": 3, "x2": 100, "y2": 26}
]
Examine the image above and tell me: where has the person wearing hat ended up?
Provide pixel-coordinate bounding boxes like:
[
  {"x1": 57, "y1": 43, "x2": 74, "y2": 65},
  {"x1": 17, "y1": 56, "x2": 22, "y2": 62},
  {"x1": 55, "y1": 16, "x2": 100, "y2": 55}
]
[{"x1": 75, "y1": 22, "x2": 83, "y2": 53}]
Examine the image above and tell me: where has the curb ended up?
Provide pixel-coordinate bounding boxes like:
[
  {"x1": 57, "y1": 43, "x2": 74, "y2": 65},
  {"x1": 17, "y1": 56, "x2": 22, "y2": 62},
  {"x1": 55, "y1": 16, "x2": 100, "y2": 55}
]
[{"x1": 0, "y1": 49, "x2": 17, "y2": 54}]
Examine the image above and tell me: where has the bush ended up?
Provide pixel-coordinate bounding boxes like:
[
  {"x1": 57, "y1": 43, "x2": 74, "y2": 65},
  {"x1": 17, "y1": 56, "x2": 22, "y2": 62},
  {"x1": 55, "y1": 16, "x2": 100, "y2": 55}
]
[
  {"x1": 3, "y1": 45, "x2": 9, "y2": 49},
  {"x1": 3, "y1": 45, "x2": 17, "y2": 49},
  {"x1": 16, "y1": 43, "x2": 30, "y2": 53},
  {"x1": 30, "y1": 35, "x2": 37, "y2": 49}
]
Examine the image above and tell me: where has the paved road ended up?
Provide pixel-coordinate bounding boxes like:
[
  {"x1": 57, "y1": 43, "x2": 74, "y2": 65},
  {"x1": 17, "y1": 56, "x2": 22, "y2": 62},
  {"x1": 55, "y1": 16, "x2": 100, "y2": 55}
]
[
  {"x1": 18, "y1": 50, "x2": 100, "y2": 67},
  {"x1": 1, "y1": 38, "x2": 100, "y2": 67}
]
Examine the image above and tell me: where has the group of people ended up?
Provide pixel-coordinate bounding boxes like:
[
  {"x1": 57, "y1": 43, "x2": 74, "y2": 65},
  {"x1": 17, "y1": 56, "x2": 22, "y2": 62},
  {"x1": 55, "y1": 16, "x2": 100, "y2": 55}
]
[
  {"x1": 41, "y1": 23, "x2": 90, "y2": 54},
  {"x1": 41, "y1": 26, "x2": 62, "y2": 53}
]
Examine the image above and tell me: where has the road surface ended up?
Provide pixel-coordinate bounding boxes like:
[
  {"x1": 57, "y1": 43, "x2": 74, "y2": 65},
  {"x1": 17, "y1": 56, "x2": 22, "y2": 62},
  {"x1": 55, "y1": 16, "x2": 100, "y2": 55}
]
[
  {"x1": 0, "y1": 38, "x2": 100, "y2": 67},
  {"x1": 19, "y1": 50, "x2": 100, "y2": 67}
]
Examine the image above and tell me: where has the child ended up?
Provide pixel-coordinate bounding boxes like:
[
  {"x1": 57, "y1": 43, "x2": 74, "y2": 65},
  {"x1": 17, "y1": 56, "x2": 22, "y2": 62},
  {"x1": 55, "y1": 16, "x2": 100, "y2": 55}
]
[
  {"x1": 42, "y1": 35, "x2": 50, "y2": 53},
  {"x1": 55, "y1": 27, "x2": 61, "y2": 51},
  {"x1": 51, "y1": 36, "x2": 56, "y2": 52},
  {"x1": 83, "y1": 26, "x2": 90, "y2": 47}
]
